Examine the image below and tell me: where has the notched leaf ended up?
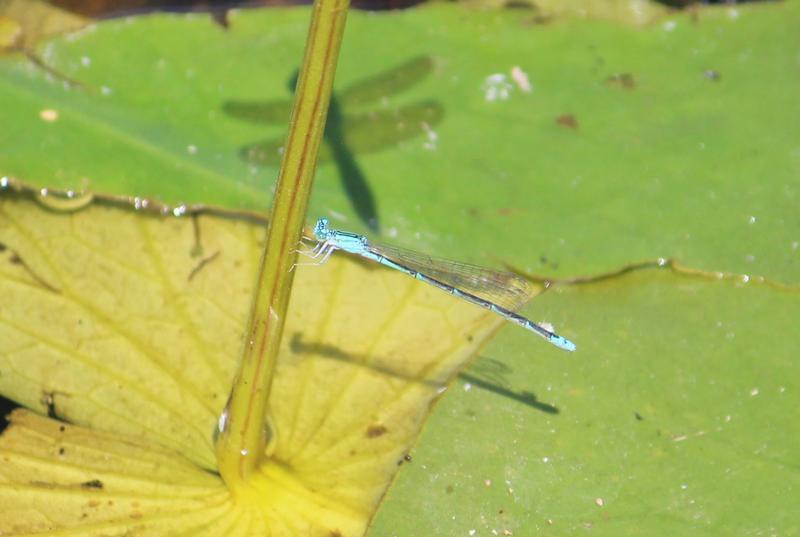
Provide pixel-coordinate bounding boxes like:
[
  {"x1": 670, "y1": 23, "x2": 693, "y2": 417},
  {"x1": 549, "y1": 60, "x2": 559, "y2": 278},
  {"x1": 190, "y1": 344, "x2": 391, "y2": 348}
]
[{"x1": 0, "y1": 181, "x2": 520, "y2": 535}]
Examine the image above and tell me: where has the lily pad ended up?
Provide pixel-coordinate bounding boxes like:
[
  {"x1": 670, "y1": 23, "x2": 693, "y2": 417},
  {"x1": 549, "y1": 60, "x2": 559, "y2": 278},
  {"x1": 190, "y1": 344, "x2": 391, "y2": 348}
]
[
  {"x1": 1, "y1": 4, "x2": 798, "y2": 281},
  {"x1": 0, "y1": 186, "x2": 509, "y2": 535},
  {"x1": 0, "y1": 2, "x2": 797, "y2": 536},
  {"x1": 369, "y1": 267, "x2": 800, "y2": 535}
]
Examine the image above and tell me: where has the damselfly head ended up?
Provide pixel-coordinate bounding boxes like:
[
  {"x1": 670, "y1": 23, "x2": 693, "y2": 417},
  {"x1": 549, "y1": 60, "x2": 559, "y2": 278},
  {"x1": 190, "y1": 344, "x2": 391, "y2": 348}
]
[{"x1": 313, "y1": 217, "x2": 330, "y2": 240}]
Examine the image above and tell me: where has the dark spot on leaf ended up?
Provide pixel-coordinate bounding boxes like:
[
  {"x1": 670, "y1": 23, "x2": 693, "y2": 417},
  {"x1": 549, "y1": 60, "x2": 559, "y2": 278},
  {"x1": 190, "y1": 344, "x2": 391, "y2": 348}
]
[
  {"x1": 41, "y1": 391, "x2": 58, "y2": 418},
  {"x1": 0, "y1": 242, "x2": 6, "y2": 252},
  {"x1": 9, "y1": 253, "x2": 22, "y2": 264},
  {"x1": 404, "y1": 453, "x2": 413, "y2": 463},
  {"x1": 606, "y1": 73, "x2": 636, "y2": 89},
  {"x1": 329, "y1": 531, "x2": 343, "y2": 537},
  {"x1": 446, "y1": 485, "x2": 454, "y2": 494},
  {"x1": 59, "y1": 425, "x2": 66, "y2": 432},
  {"x1": 635, "y1": 412, "x2": 644, "y2": 421},
  {"x1": 704, "y1": 69, "x2": 721, "y2": 81},
  {"x1": 366, "y1": 424, "x2": 387, "y2": 438},
  {"x1": 81, "y1": 479, "x2": 104, "y2": 489},
  {"x1": 58, "y1": 447, "x2": 65, "y2": 455},
  {"x1": 556, "y1": 114, "x2": 578, "y2": 129},
  {"x1": 504, "y1": 0, "x2": 534, "y2": 8}
]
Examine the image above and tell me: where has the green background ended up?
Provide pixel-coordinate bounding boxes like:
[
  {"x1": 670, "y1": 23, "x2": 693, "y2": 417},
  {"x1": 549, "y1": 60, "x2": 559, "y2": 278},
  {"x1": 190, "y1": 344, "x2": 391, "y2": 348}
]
[{"x1": 0, "y1": 2, "x2": 798, "y2": 534}]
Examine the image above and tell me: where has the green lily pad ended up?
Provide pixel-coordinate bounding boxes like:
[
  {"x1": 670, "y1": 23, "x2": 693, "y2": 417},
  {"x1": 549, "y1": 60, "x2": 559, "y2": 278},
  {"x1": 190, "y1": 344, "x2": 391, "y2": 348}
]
[
  {"x1": 1, "y1": 3, "x2": 797, "y2": 281},
  {"x1": 369, "y1": 268, "x2": 800, "y2": 535}
]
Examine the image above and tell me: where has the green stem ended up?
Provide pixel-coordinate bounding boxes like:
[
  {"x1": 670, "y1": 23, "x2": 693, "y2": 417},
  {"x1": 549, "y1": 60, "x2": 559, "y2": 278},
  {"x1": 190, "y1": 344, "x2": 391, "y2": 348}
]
[{"x1": 215, "y1": 0, "x2": 350, "y2": 490}]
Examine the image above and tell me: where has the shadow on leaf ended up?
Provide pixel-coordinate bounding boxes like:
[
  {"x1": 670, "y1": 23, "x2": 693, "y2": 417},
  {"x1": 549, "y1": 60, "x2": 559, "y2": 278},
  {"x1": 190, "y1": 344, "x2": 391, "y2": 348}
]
[{"x1": 222, "y1": 56, "x2": 445, "y2": 233}]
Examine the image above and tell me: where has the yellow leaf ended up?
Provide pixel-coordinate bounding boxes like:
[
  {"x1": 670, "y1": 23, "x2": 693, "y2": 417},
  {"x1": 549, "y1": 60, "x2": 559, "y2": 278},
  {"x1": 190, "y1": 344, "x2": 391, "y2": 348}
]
[
  {"x1": 0, "y1": 0, "x2": 87, "y2": 51},
  {"x1": 0, "y1": 185, "x2": 523, "y2": 535},
  {"x1": 0, "y1": 16, "x2": 21, "y2": 51},
  {"x1": 0, "y1": 409, "x2": 228, "y2": 535}
]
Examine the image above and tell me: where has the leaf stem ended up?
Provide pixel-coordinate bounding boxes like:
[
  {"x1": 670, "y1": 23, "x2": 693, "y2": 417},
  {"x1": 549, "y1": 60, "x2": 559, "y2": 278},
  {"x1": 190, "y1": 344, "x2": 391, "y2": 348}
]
[{"x1": 215, "y1": 0, "x2": 350, "y2": 490}]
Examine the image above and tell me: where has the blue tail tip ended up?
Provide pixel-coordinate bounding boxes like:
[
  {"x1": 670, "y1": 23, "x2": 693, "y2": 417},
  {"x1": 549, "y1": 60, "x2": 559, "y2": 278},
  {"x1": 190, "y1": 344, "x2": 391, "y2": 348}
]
[{"x1": 552, "y1": 335, "x2": 577, "y2": 352}]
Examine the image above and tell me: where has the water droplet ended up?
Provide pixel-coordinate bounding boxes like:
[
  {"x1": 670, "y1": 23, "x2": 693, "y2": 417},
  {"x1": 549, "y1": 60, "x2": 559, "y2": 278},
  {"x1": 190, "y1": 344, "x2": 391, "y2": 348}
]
[
  {"x1": 217, "y1": 409, "x2": 228, "y2": 435},
  {"x1": 35, "y1": 188, "x2": 94, "y2": 212},
  {"x1": 421, "y1": 121, "x2": 438, "y2": 151},
  {"x1": 482, "y1": 73, "x2": 513, "y2": 102},
  {"x1": 172, "y1": 204, "x2": 188, "y2": 217}
]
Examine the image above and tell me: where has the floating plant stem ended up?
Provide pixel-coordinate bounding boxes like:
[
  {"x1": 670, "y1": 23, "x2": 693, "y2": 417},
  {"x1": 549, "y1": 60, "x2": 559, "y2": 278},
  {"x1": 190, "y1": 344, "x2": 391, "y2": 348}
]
[{"x1": 214, "y1": 0, "x2": 351, "y2": 489}]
